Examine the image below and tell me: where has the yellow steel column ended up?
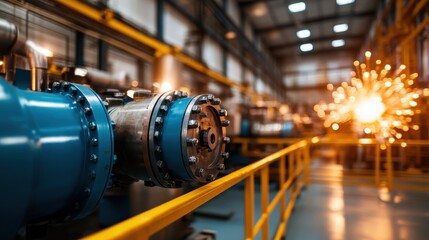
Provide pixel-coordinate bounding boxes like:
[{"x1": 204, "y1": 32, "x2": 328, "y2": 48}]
[
  {"x1": 375, "y1": 145, "x2": 381, "y2": 186},
  {"x1": 245, "y1": 174, "x2": 255, "y2": 240},
  {"x1": 396, "y1": 0, "x2": 403, "y2": 26},
  {"x1": 261, "y1": 166, "x2": 269, "y2": 240},
  {"x1": 386, "y1": 144, "x2": 393, "y2": 190}
]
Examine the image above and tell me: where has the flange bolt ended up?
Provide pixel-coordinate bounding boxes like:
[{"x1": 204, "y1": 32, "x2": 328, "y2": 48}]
[
  {"x1": 155, "y1": 116, "x2": 163, "y2": 125},
  {"x1": 160, "y1": 105, "x2": 168, "y2": 112},
  {"x1": 90, "y1": 138, "x2": 98, "y2": 146},
  {"x1": 212, "y1": 98, "x2": 221, "y2": 105},
  {"x1": 188, "y1": 120, "x2": 199, "y2": 129},
  {"x1": 206, "y1": 174, "x2": 216, "y2": 182},
  {"x1": 221, "y1": 120, "x2": 230, "y2": 127},
  {"x1": 89, "y1": 122, "x2": 97, "y2": 131},
  {"x1": 187, "y1": 138, "x2": 199, "y2": 146},
  {"x1": 192, "y1": 105, "x2": 202, "y2": 113},
  {"x1": 217, "y1": 164, "x2": 225, "y2": 170},
  {"x1": 84, "y1": 107, "x2": 92, "y2": 115},
  {"x1": 188, "y1": 156, "x2": 198, "y2": 164},
  {"x1": 195, "y1": 168, "x2": 205, "y2": 177},
  {"x1": 90, "y1": 154, "x2": 98, "y2": 163}
]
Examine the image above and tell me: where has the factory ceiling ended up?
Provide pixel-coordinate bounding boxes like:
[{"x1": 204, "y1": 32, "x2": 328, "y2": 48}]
[{"x1": 238, "y1": 0, "x2": 381, "y2": 58}]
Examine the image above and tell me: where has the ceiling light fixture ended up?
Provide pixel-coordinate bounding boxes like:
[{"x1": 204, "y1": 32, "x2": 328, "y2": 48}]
[
  {"x1": 288, "y1": 2, "x2": 306, "y2": 13},
  {"x1": 225, "y1": 31, "x2": 236, "y2": 40},
  {"x1": 336, "y1": 0, "x2": 355, "y2": 5},
  {"x1": 297, "y1": 29, "x2": 311, "y2": 38},
  {"x1": 332, "y1": 39, "x2": 345, "y2": 47},
  {"x1": 250, "y1": 2, "x2": 268, "y2": 17},
  {"x1": 300, "y1": 43, "x2": 313, "y2": 52},
  {"x1": 333, "y1": 23, "x2": 348, "y2": 33}
]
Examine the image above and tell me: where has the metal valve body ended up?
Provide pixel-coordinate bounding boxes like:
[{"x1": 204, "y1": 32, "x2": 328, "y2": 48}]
[{"x1": 109, "y1": 90, "x2": 230, "y2": 188}]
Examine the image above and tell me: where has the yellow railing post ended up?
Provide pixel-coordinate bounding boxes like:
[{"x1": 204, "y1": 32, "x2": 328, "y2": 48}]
[
  {"x1": 279, "y1": 155, "x2": 286, "y2": 237},
  {"x1": 304, "y1": 143, "x2": 310, "y2": 187},
  {"x1": 261, "y1": 166, "x2": 269, "y2": 240},
  {"x1": 289, "y1": 151, "x2": 295, "y2": 197},
  {"x1": 386, "y1": 144, "x2": 393, "y2": 190},
  {"x1": 245, "y1": 174, "x2": 255, "y2": 240},
  {"x1": 375, "y1": 145, "x2": 380, "y2": 186},
  {"x1": 288, "y1": 151, "x2": 294, "y2": 179},
  {"x1": 297, "y1": 148, "x2": 302, "y2": 171}
]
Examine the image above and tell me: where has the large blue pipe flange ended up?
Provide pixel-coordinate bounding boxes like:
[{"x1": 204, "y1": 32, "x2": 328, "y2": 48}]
[
  {"x1": 48, "y1": 82, "x2": 115, "y2": 220},
  {"x1": 0, "y1": 79, "x2": 114, "y2": 239},
  {"x1": 109, "y1": 91, "x2": 229, "y2": 188}
]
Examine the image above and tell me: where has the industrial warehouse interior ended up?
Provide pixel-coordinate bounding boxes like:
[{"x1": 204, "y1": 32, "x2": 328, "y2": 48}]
[{"x1": 1, "y1": 0, "x2": 429, "y2": 239}]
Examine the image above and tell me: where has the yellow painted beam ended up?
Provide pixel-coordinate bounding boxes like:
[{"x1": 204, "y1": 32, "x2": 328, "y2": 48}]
[{"x1": 54, "y1": 0, "x2": 255, "y2": 97}]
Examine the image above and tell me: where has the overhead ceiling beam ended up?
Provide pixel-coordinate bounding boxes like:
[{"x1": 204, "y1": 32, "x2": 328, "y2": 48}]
[
  {"x1": 275, "y1": 46, "x2": 360, "y2": 58},
  {"x1": 284, "y1": 83, "x2": 333, "y2": 91},
  {"x1": 269, "y1": 34, "x2": 365, "y2": 51},
  {"x1": 283, "y1": 65, "x2": 352, "y2": 75},
  {"x1": 238, "y1": 0, "x2": 280, "y2": 8},
  {"x1": 256, "y1": 10, "x2": 376, "y2": 34}
]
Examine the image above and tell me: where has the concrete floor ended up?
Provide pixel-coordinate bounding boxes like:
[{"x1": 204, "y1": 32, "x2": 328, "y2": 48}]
[{"x1": 192, "y1": 183, "x2": 429, "y2": 240}]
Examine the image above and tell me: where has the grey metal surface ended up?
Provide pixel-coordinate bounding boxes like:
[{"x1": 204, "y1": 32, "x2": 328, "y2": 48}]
[
  {"x1": 108, "y1": 93, "x2": 161, "y2": 183},
  {"x1": 109, "y1": 91, "x2": 229, "y2": 188},
  {"x1": 0, "y1": 18, "x2": 17, "y2": 55},
  {"x1": 85, "y1": 67, "x2": 132, "y2": 90}
]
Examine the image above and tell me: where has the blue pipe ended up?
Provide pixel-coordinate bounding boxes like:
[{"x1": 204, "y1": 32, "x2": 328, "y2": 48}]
[{"x1": 0, "y1": 78, "x2": 114, "y2": 239}]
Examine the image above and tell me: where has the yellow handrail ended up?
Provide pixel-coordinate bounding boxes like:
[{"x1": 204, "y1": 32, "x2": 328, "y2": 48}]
[
  {"x1": 83, "y1": 136, "x2": 429, "y2": 239},
  {"x1": 83, "y1": 140, "x2": 309, "y2": 240},
  {"x1": 233, "y1": 137, "x2": 429, "y2": 191}
]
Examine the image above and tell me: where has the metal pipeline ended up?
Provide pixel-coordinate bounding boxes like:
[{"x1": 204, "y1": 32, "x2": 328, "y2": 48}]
[
  {"x1": 0, "y1": 18, "x2": 49, "y2": 91},
  {"x1": 25, "y1": 40, "x2": 49, "y2": 91},
  {"x1": 0, "y1": 18, "x2": 18, "y2": 82},
  {"x1": 69, "y1": 67, "x2": 133, "y2": 90},
  {"x1": 0, "y1": 18, "x2": 18, "y2": 55}
]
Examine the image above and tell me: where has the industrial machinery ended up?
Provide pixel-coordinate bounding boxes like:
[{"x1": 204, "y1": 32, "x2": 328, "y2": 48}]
[
  {"x1": 0, "y1": 17, "x2": 229, "y2": 239},
  {"x1": 109, "y1": 91, "x2": 229, "y2": 188},
  {"x1": 0, "y1": 80, "x2": 229, "y2": 240},
  {"x1": 238, "y1": 105, "x2": 310, "y2": 138}
]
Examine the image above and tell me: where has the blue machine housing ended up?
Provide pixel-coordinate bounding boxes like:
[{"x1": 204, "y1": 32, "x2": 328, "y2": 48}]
[{"x1": 0, "y1": 78, "x2": 115, "y2": 239}]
